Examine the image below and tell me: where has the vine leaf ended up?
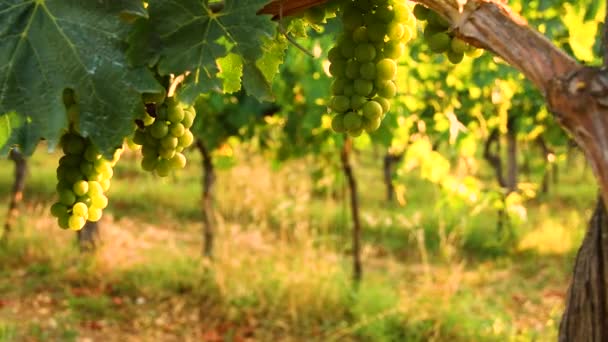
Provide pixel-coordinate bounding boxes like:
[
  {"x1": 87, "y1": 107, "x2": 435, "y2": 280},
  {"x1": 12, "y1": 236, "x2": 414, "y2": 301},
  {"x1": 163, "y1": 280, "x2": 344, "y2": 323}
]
[
  {"x1": 0, "y1": 0, "x2": 162, "y2": 155},
  {"x1": 144, "y1": 0, "x2": 278, "y2": 103}
]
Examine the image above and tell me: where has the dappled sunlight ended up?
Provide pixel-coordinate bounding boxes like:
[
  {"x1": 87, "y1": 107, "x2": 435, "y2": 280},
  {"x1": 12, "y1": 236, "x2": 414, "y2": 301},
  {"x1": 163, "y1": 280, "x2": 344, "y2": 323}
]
[{"x1": 518, "y1": 205, "x2": 584, "y2": 255}]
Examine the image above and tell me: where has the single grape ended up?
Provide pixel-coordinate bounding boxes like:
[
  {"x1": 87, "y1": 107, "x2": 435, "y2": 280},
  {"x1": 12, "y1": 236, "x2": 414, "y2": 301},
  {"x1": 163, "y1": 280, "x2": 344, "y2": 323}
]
[
  {"x1": 68, "y1": 215, "x2": 86, "y2": 230},
  {"x1": 170, "y1": 153, "x2": 187, "y2": 169},
  {"x1": 73, "y1": 180, "x2": 89, "y2": 197},
  {"x1": 150, "y1": 121, "x2": 169, "y2": 139},
  {"x1": 376, "y1": 59, "x2": 397, "y2": 80},
  {"x1": 362, "y1": 100, "x2": 383, "y2": 120},
  {"x1": 331, "y1": 96, "x2": 350, "y2": 113},
  {"x1": 343, "y1": 112, "x2": 362, "y2": 131},
  {"x1": 72, "y1": 202, "x2": 88, "y2": 218},
  {"x1": 331, "y1": 114, "x2": 346, "y2": 133}
]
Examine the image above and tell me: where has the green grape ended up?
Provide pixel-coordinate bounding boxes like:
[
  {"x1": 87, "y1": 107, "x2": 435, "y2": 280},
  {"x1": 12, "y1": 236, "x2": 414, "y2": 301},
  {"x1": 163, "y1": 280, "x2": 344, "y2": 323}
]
[
  {"x1": 375, "y1": 96, "x2": 391, "y2": 113},
  {"x1": 100, "y1": 179, "x2": 111, "y2": 192},
  {"x1": 377, "y1": 80, "x2": 397, "y2": 98},
  {"x1": 84, "y1": 145, "x2": 100, "y2": 162},
  {"x1": 450, "y1": 37, "x2": 468, "y2": 54},
  {"x1": 169, "y1": 153, "x2": 187, "y2": 169},
  {"x1": 92, "y1": 194, "x2": 108, "y2": 209},
  {"x1": 150, "y1": 121, "x2": 169, "y2": 139},
  {"x1": 87, "y1": 181, "x2": 103, "y2": 196},
  {"x1": 354, "y1": 79, "x2": 373, "y2": 96},
  {"x1": 68, "y1": 215, "x2": 86, "y2": 230},
  {"x1": 159, "y1": 147, "x2": 176, "y2": 160},
  {"x1": 375, "y1": 6, "x2": 395, "y2": 23},
  {"x1": 376, "y1": 59, "x2": 397, "y2": 80},
  {"x1": 354, "y1": 44, "x2": 377, "y2": 62},
  {"x1": 427, "y1": 12, "x2": 449, "y2": 30},
  {"x1": 170, "y1": 123, "x2": 186, "y2": 137},
  {"x1": 343, "y1": 112, "x2": 362, "y2": 131},
  {"x1": 327, "y1": 0, "x2": 413, "y2": 134},
  {"x1": 447, "y1": 50, "x2": 464, "y2": 64},
  {"x1": 168, "y1": 104, "x2": 185, "y2": 122},
  {"x1": 72, "y1": 202, "x2": 88, "y2": 218},
  {"x1": 348, "y1": 128, "x2": 364, "y2": 137},
  {"x1": 51, "y1": 203, "x2": 68, "y2": 218},
  {"x1": 331, "y1": 78, "x2": 346, "y2": 95},
  {"x1": 133, "y1": 130, "x2": 147, "y2": 145},
  {"x1": 383, "y1": 41, "x2": 405, "y2": 59},
  {"x1": 328, "y1": 47, "x2": 342, "y2": 63},
  {"x1": 54, "y1": 131, "x2": 118, "y2": 231},
  {"x1": 73, "y1": 180, "x2": 89, "y2": 196},
  {"x1": 332, "y1": 114, "x2": 346, "y2": 133},
  {"x1": 329, "y1": 60, "x2": 346, "y2": 77},
  {"x1": 364, "y1": 116, "x2": 382, "y2": 131},
  {"x1": 367, "y1": 22, "x2": 387, "y2": 42},
  {"x1": 59, "y1": 154, "x2": 80, "y2": 167},
  {"x1": 352, "y1": 26, "x2": 368, "y2": 43},
  {"x1": 161, "y1": 136, "x2": 179, "y2": 149},
  {"x1": 345, "y1": 60, "x2": 360, "y2": 79},
  {"x1": 179, "y1": 130, "x2": 194, "y2": 148},
  {"x1": 388, "y1": 22, "x2": 404, "y2": 40},
  {"x1": 77, "y1": 196, "x2": 92, "y2": 207},
  {"x1": 343, "y1": 84, "x2": 354, "y2": 96},
  {"x1": 88, "y1": 207, "x2": 103, "y2": 222},
  {"x1": 350, "y1": 95, "x2": 367, "y2": 110},
  {"x1": 61, "y1": 134, "x2": 85, "y2": 155},
  {"x1": 362, "y1": 100, "x2": 383, "y2": 120},
  {"x1": 156, "y1": 159, "x2": 171, "y2": 177},
  {"x1": 359, "y1": 62, "x2": 376, "y2": 80},
  {"x1": 331, "y1": 96, "x2": 350, "y2": 113},
  {"x1": 428, "y1": 32, "x2": 451, "y2": 53},
  {"x1": 340, "y1": 42, "x2": 356, "y2": 59},
  {"x1": 58, "y1": 214, "x2": 70, "y2": 229},
  {"x1": 183, "y1": 110, "x2": 195, "y2": 128},
  {"x1": 141, "y1": 156, "x2": 158, "y2": 171}
]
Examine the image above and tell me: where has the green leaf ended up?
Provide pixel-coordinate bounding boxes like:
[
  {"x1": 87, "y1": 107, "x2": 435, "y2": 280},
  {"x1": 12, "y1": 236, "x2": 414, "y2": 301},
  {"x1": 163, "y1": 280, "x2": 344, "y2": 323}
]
[
  {"x1": 0, "y1": 0, "x2": 160, "y2": 154},
  {"x1": 146, "y1": 0, "x2": 277, "y2": 101},
  {"x1": 218, "y1": 53, "x2": 244, "y2": 93}
]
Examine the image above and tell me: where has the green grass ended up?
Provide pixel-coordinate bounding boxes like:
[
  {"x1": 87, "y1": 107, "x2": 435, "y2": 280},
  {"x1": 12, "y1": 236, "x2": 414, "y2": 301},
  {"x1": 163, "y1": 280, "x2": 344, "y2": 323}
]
[{"x1": 0, "y1": 145, "x2": 595, "y2": 340}]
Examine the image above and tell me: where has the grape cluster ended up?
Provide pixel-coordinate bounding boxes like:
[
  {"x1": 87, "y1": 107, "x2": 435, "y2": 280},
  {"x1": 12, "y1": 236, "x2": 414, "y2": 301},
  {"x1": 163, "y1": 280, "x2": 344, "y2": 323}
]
[
  {"x1": 51, "y1": 133, "x2": 121, "y2": 230},
  {"x1": 413, "y1": 4, "x2": 482, "y2": 63},
  {"x1": 328, "y1": 0, "x2": 414, "y2": 136},
  {"x1": 132, "y1": 98, "x2": 195, "y2": 176}
]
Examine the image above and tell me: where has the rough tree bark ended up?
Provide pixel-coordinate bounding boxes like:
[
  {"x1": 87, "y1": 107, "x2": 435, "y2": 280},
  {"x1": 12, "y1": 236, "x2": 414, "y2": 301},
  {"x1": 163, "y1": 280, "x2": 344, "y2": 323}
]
[
  {"x1": 262, "y1": 0, "x2": 608, "y2": 337},
  {"x1": 2, "y1": 149, "x2": 27, "y2": 241},
  {"x1": 559, "y1": 196, "x2": 608, "y2": 341},
  {"x1": 340, "y1": 137, "x2": 362, "y2": 284},
  {"x1": 77, "y1": 221, "x2": 100, "y2": 252},
  {"x1": 196, "y1": 140, "x2": 216, "y2": 258},
  {"x1": 383, "y1": 151, "x2": 403, "y2": 202}
]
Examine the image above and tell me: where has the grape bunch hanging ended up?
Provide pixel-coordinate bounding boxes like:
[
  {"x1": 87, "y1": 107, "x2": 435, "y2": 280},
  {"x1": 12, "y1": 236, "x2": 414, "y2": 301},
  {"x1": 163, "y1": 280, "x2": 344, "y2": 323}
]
[
  {"x1": 327, "y1": 0, "x2": 415, "y2": 136},
  {"x1": 132, "y1": 98, "x2": 196, "y2": 177},
  {"x1": 51, "y1": 132, "x2": 121, "y2": 230},
  {"x1": 413, "y1": 4, "x2": 481, "y2": 63}
]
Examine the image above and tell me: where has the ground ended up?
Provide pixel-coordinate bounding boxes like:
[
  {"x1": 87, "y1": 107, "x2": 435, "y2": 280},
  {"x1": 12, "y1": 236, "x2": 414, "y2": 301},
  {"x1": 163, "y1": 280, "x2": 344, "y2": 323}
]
[{"x1": 0, "y1": 145, "x2": 596, "y2": 341}]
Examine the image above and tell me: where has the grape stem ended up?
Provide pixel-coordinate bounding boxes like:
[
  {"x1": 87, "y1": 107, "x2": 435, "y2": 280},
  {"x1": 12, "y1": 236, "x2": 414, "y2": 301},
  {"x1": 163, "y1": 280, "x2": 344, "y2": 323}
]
[{"x1": 277, "y1": 3, "x2": 315, "y2": 58}]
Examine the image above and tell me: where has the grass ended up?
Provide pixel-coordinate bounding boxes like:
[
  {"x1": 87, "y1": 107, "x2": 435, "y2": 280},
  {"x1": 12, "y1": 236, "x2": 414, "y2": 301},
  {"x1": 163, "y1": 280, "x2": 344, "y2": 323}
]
[{"x1": 0, "y1": 144, "x2": 595, "y2": 341}]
